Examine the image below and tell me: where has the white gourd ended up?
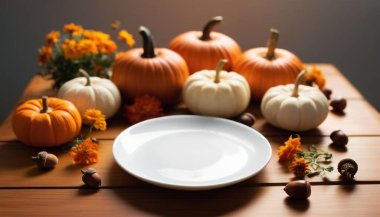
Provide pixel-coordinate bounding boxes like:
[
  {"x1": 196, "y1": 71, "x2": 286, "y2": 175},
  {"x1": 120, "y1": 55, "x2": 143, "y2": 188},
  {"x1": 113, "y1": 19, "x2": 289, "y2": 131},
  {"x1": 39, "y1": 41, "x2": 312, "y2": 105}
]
[
  {"x1": 57, "y1": 69, "x2": 121, "y2": 124},
  {"x1": 261, "y1": 70, "x2": 329, "y2": 131},
  {"x1": 183, "y1": 60, "x2": 251, "y2": 118}
]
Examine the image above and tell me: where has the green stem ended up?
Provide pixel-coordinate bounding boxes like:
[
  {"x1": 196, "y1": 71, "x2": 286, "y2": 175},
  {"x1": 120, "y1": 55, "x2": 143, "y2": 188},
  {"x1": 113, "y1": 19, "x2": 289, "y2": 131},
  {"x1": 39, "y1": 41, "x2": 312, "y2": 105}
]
[
  {"x1": 266, "y1": 28, "x2": 279, "y2": 60},
  {"x1": 291, "y1": 70, "x2": 308, "y2": 97},
  {"x1": 139, "y1": 26, "x2": 156, "y2": 58},
  {"x1": 200, "y1": 16, "x2": 223, "y2": 41},
  {"x1": 214, "y1": 59, "x2": 228, "y2": 83},
  {"x1": 79, "y1": 69, "x2": 91, "y2": 86},
  {"x1": 40, "y1": 96, "x2": 49, "y2": 113}
]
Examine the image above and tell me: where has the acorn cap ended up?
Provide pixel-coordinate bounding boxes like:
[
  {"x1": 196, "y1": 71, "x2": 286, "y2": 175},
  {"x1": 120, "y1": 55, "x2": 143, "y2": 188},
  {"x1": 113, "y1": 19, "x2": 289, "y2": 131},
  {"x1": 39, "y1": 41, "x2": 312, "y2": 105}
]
[{"x1": 338, "y1": 158, "x2": 358, "y2": 180}]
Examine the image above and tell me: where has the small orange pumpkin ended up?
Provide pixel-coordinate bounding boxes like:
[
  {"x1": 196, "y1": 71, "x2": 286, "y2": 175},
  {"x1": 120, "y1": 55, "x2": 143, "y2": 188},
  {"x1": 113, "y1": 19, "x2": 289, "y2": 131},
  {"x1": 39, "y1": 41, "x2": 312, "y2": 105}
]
[
  {"x1": 12, "y1": 96, "x2": 82, "y2": 147},
  {"x1": 112, "y1": 26, "x2": 189, "y2": 106},
  {"x1": 169, "y1": 16, "x2": 242, "y2": 74},
  {"x1": 235, "y1": 29, "x2": 304, "y2": 101}
]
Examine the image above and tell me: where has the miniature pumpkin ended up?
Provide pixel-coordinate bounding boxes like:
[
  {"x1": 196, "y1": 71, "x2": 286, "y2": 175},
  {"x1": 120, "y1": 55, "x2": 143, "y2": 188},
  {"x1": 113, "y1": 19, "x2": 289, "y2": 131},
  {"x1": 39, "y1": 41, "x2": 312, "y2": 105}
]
[
  {"x1": 235, "y1": 29, "x2": 304, "y2": 101},
  {"x1": 12, "y1": 96, "x2": 82, "y2": 147},
  {"x1": 261, "y1": 70, "x2": 329, "y2": 132},
  {"x1": 183, "y1": 59, "x2": 250, "y2": 118},
  {"x1": 169, "y1": 16, "x2": 242, "y2": 74},
  {"x1": 112, "y1": 26, "x2": 189, "y2": 106},
  {"x1": 57, "y1": 69, "x2": 121, "y2": 124}
]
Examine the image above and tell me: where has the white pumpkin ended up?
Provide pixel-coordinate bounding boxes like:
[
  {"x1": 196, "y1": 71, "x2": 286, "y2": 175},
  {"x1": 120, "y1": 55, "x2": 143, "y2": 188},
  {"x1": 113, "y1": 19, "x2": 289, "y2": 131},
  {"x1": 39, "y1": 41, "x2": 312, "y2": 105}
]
[
  {"x1": 57, "y1": 69, "x2": 121, "y2": 124},
  {"x1": 183, "y1": 59, "x2": 251, "y2": 118},
  {"x1": 261, "y1": 70, "x2": 329, "y2": 131}
]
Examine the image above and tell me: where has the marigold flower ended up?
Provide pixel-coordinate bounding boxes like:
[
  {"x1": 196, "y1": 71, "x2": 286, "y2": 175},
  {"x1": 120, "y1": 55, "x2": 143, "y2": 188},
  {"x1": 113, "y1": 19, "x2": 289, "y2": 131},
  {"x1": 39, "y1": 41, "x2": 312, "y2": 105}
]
[
  {"x1": 94, "y1": 119, "x2": 107, "y2": 131},
  {"x1": 46, "y1": 31, "x2": 60, "y2": 45},
  {"x1": 61, "y1": 39, "x2": 78, "y2": 59},
  {"x1": 277, "y1": 135, "x2": 303, "y2": 162},
  {"x1": 84, "y1": 109, "x2": 105, "y2": 123},
  {"x1": 38, "y1": 45, "x2": 53, "y2": 65},
  {"x1": 289, "y1": 157, "x2": 311, "y2": 178},
  {"x1": 111, "y1": 20, "x2": 121, "y2": 30},
  {"x1": 69, "y1": 138, "x2": 99, "y2": 165},
  {"x1": 76, "y1": 39, "x2": 99, "y2": 56},
  {"x1": 305, "y1": 65, "x2": 326, "y2": 89},
  {"x1": 124, "y1": 94, "x2": 164, "y2": 124},
  {"x1": 64, "y1": 22, "x2": 83, "y2": 34},
  {"x1": 118, "y1": 30, "x2": 135, "y2": 47}
]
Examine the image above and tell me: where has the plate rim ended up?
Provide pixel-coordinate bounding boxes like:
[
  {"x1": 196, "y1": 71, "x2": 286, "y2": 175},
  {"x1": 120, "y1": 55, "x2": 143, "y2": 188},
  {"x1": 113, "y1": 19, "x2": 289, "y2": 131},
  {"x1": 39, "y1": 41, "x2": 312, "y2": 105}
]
[{"x1": 112, "y1": 115, "x2": 272, "y2": 190}]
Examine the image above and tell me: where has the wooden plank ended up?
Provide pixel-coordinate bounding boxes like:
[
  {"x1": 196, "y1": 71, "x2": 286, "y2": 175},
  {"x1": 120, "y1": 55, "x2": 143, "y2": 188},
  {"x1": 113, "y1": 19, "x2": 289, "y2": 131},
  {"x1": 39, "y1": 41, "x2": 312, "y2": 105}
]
[
  {"x1": 0, "y1": 185, "x2": 379, "y2": 216},
  {"x1": 0, "y1": 137, "x2": 379, "y2": 187}
]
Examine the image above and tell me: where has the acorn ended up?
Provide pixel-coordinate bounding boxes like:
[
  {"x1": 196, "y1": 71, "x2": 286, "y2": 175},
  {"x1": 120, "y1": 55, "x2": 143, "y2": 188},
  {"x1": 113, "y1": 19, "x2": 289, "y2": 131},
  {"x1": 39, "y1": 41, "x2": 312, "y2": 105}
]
[
  {"x1": 81, "y1": 168, "x2": 101, "y2": 188},
  {"x1": 330, "y1": 130, "x2": 349, "y2": 146},
  {"x1": 321, "y1": 88, "x2": 332, "y2": 100},
  {"x1": 330, "y1": 98, "x2": 347, "y2": 112},
  {"x1": 338, "y1": 158, "x2": 358, "y2": 181},
  {"x1": 284, "y1": 180, "x2": 311, "y2": 199},
  {"x1": 235, "y1": 112, "x2": 256, "y2": 127},
  {"x1": 32, "y1": 151, "x2": 59, "y2": 169}
]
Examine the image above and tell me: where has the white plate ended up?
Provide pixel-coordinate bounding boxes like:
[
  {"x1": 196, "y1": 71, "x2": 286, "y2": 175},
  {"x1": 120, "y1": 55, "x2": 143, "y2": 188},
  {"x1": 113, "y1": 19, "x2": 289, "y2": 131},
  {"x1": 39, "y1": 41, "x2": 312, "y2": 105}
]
[{"x1": 112, "y1": 115, "x2": 271, "y2": 190}]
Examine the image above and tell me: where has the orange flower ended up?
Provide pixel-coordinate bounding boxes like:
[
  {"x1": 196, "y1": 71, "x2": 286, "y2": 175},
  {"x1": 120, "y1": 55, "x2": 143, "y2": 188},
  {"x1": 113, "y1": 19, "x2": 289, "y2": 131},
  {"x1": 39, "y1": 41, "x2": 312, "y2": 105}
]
[
  {"x1": 38, "y1": 45, "x2": 53, "y2": 65},
  {"x1": 118, "y1": 30, "x2": 135, "y2": 47},
  {"x1": 94, "y1": 119, "x2": 107, "y2": 131},
  {"x1": 305, "y1": 65, "x2": 326, "y2": 89},
  {"x1": 124, "y1": 94, "x2": 164, "y2": 124},
  {"x1": 69, "y1": 138, "x2": 99, "y2": 165},
  {"x1": 76, "y1": 39, "x2": 99, "y2": 56},
  {"x1": 111, "y1": 20, "x2": 121, "y2": 30},
  {"x1": 46, "y1": 31, "x2": 60, "y2": 45},
  {"x1": 64, "y1": 23, "x2": 83, "y2": 34},
  {"x1": 84, "y1": 109, "x2": 105, "y2": 123},
  {"x1": 61, "y1": 39, "x2": 78, "y2": 59},
  {"x1": 289, "y1": 157, "x2": 310, "y2": 178},
  {"x1": 277, "y1": 135, "x2": 303, "y2": 161},
  {"x1": 115, "y1": 52, "x2": 127, "y2": 61}
]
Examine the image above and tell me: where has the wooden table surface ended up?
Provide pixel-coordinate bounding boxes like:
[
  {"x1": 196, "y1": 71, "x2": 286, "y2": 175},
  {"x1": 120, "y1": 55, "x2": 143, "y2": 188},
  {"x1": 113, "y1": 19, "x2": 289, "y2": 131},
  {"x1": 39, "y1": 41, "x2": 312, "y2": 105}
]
[{"x1": 1, "y1": 64, "x2": 379, "y2": 217}]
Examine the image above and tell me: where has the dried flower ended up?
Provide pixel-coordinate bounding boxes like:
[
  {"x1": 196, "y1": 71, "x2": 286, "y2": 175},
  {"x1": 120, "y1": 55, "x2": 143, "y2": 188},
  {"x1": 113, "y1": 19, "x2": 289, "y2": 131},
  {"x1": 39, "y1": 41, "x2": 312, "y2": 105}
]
[
  {"x1": 277, "y1": 135, "x2": 303, "y2": 162},
  {"x1": 94, "y1": 119, "x2": 107, "y2": 131},
  {"x1": 124, "y1": 94, "x2": 164, "y2": 124},
  {"x1": 118, "y1": 30, "x2": 135, "y2": 47},
  {"x1": 289, "y1": 157, "x2": 311, "y2": 178},
  {"x1": 83, "y1": 109, "x2": 105, "y2": 123},
  {"x1": 69, "y1": 138, "x2": 99, "y2": 165},
  {"x1": 305, "y1": 65, "x2": 326, "y2": 89},
  {"x1": 38, "y1": 45, "x2": 53, "y2": 65}
]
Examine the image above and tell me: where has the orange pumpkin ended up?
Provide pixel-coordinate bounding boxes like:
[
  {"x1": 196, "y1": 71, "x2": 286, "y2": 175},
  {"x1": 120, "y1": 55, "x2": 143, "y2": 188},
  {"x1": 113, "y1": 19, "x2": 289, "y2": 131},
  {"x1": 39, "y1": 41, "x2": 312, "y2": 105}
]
[
  {"x1": 12, "y1": 96, "x2": 82, "y2": 147},
  {"x1": 169, "y1": 16, "x2": 242, "y2": 74},
  {"x1": 235, "y1": 29, "x2": 304, "y2": 101},
  {"x1": 112, "y1": 26, "x2": 189, "y2": 106}
]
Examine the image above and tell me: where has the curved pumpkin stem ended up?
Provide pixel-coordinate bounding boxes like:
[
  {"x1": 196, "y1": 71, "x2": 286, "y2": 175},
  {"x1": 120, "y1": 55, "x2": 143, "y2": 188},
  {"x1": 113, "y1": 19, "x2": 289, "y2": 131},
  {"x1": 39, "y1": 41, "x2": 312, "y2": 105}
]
[
  {"x1": 79, "y1": 69, "x2": 91, "y2": 86},
  {"x1": 266, "y1": 28, "x2": 279, "y2": 60},
  {"x1": 40, "y1": 96, "x2": 49, "y2": 113},
  {"x1": 139, "y1": 26, "x2": 156, "y2": 58},
  {"x1": 214, "y1": 59, "x2": 228, "y2": 83},
  {"x1": 292, "y1": 70, "x2": 308, "y2": 97},
  {"x1": 200, "y1": 16, "x2": 223, "y2": 41}
]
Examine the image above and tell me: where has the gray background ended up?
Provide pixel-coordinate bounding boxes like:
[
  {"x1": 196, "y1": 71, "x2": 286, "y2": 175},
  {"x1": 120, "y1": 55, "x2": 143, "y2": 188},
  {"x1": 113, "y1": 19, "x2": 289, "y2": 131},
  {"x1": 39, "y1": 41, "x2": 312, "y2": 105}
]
[{"x1": 0, "y1": 0, "x2": 379, "y2": 122}]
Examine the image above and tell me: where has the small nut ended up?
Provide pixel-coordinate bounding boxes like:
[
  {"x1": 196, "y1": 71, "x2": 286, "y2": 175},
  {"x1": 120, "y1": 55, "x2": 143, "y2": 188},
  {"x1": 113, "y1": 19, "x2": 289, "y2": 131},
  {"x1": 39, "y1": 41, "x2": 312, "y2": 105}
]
[
  {"x1": 284, "y1": 180, "x2": 311, "y2": 199},
  {"x1": 321, "y1": 88, "x2": 332, "y2": 100},
  {"x1": 235, "y1": 112, "x2": 256, "y2": 127},
  {"x1": 330, "y1": 98, "x2": 347, "y2": 112},
  {"x1": 338, "y1": 158, "x2": 358, "y2": 181},
  {"x1": 81, "y1": 168, "x2": 101, "y2": 188},
  {"x1": 330, "y1": 130, "x2": 349, "y2": 146},
  {"x1": 32, "y1": 151, "x2": 59, "y2": 169}
]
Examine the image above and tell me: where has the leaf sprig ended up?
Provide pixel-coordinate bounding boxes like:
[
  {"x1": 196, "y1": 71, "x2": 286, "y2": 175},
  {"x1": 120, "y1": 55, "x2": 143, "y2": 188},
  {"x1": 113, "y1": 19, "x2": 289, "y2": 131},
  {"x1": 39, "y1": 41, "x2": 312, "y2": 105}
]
[{"x1": 296, "y1": 145, "x2": 334, "y2": 178}]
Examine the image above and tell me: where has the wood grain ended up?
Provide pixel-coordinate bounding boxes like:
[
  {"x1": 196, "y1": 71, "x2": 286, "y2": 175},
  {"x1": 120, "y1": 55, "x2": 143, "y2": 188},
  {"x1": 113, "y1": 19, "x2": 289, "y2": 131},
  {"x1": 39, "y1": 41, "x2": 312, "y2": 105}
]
[
  {"x1": 0, "y1": 137, "x2": 378, "y2": 188},
  {"x1": 0, "y1": 185, "x2": 378, "y2": 217}
]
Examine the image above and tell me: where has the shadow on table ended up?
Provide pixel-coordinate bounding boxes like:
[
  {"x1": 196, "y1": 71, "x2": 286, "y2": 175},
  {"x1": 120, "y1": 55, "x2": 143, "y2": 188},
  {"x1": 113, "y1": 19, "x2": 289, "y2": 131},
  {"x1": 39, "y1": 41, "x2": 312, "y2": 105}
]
[{"x1": 284, "y1": 197, "x2": 310, "y2": 212}]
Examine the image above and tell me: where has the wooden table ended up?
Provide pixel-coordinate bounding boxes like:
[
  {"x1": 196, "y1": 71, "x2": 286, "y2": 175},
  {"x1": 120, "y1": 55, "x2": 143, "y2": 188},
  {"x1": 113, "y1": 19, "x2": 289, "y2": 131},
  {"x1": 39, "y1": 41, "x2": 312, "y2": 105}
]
[{"x1": 1, "y1": 64, "x2": 379, "y2": 216}]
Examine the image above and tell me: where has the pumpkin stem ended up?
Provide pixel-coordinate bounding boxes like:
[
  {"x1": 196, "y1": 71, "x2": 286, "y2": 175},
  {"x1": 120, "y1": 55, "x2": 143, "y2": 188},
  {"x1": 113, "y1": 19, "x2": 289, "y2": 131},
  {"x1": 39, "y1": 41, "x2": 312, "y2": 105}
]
[
  {"x1": 265, "y1": 28, "x2": 279, "y2": 60},
  {"x1": 139, "y1": 26, "x2": 156, "y2": 58},
  {"x1": 214, "y1": 59, "x2": 228, "y2": 83},
  {"x1": 200, "y1": 16, "x2": 223, "y2": 41},
  {"x1": 79, "y1": 69, "x2": 91, "y2": 86},
  {"x1": 292, "y1": 70, "x2": 308, "y2": 97},
  {"x1": 40, "y1": 96, "x2": 49, "y2": 113}
]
